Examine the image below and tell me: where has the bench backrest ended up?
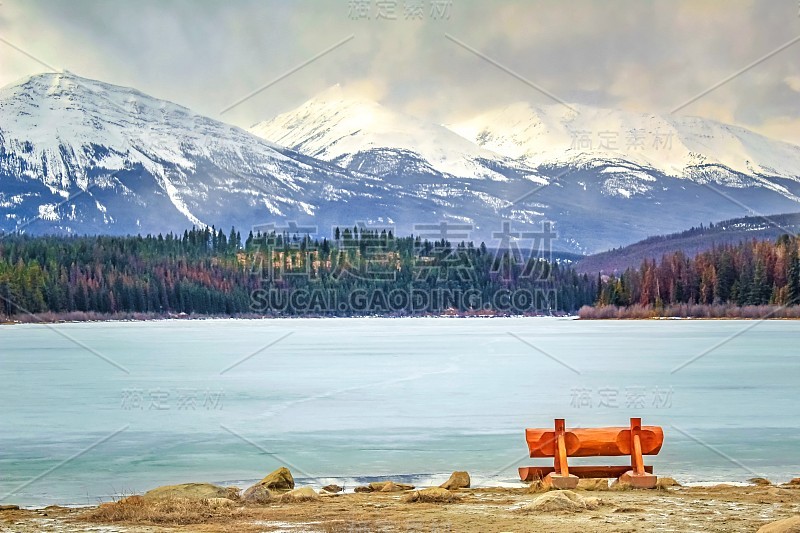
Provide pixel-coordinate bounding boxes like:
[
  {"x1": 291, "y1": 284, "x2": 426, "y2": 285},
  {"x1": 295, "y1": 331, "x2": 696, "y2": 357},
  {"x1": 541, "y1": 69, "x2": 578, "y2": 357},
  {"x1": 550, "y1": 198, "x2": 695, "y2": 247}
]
[{"x1": 525, "y1": 424, "x2": 664, "y2": 458}]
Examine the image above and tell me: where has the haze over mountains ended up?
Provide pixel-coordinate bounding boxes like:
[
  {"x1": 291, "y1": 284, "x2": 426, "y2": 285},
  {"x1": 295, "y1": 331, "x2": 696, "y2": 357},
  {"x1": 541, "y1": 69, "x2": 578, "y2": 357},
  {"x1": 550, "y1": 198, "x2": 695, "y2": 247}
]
[{"x1": 1, "y1": 72, "x2": 799, "y2": 254}]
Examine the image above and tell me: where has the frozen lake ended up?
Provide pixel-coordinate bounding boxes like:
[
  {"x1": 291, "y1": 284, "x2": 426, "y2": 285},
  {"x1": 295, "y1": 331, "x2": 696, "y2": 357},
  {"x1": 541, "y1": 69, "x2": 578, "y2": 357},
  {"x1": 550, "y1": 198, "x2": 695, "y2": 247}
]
[{"x1": 1, "y1": 317, "x2": 798, "y2": 506}]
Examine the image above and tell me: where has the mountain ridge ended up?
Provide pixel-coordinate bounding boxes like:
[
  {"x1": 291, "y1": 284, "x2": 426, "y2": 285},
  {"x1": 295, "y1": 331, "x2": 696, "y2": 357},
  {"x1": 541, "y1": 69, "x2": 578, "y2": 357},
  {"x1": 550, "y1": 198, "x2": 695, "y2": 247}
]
[
  {"x1": 1, "y1": 73, "x2": 799, "y2": 255},
  {"x1": 575, "y1": 211, "x2": 800, "y2": 274}
]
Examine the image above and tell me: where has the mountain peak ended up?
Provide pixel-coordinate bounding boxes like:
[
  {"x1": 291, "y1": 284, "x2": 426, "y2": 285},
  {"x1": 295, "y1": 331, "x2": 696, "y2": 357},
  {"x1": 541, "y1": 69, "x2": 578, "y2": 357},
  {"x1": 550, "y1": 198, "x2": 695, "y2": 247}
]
[
  {"x1": 298, "y1": 83, "x2": 385, "y2": 114},
  {"x1": 249, "y1": 85, "x2": 515, "y2": 179}
]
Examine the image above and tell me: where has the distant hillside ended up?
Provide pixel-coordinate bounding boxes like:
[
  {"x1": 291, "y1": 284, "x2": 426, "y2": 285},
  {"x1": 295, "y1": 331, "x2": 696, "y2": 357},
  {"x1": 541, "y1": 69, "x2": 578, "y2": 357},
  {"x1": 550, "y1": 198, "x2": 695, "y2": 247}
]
[{"x1": 575, "y1": 212, "x2": 800, "y2": 274}]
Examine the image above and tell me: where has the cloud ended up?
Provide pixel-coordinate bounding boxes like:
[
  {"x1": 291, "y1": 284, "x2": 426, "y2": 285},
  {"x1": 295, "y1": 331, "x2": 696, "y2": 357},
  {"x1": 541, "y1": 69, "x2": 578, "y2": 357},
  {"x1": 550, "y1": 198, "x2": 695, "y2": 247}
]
[{"x1": 0, "y1": 0, "x2": 797, "y2": 145}]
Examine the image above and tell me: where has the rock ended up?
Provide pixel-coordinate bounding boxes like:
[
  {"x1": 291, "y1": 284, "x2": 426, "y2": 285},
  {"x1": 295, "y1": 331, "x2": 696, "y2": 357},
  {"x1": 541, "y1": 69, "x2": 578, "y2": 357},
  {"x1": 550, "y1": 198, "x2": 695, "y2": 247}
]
[
  {"x1": 379, "y1": 481, "x2": 407, "y2": 492},
  {"x1": 404, "y1": 487, "x2": 458, "y2": 503},
  {"x1": 369, "y1": 481, "x2": 414, "y2": 492},
  {"x1": 242, "y1": 484, "x2": 272, "y2": 503},
  {"x1": 440, "y1": 471, "x2": 470, "y2": 490},
  {"x1": 577, "y1": 478, "x2": 609, "y2": 491},
  {"x1": 243, "y1": 466, "x2": 294, "y2": 502},
  {"x1": 322, "y1": 484, "x2": 343, "y2": 494},
  {"x1": 523, "y1": 490, "x2": 590, "y2": 513},
  {"x1": 253, "y1": 467, "x2": 295, "y2": 492},
  {"x1": 0, "y1": 505, "x2": 19, "y2": 511},
  {"x1": 656, "y1": 477, "x2": 682, "y2": 488},
  {"x1": 750, "y1": 477, "x2": 773, "y2": 486},
  {"x1": 757, "y1": 516, "x2": 800, "y2": 533},
  {"x1": 354, "y1": 485, "x2": 373, "y2": 493},
  {"x1": 279, "y1": 487, "x2": 319, "y2": 502},
  {"x1": 786, "y1": 478, "x2": 800, "y2": 487},
  {"x1": 142, "y1": 482, "x2": 231, "y2": 500}
]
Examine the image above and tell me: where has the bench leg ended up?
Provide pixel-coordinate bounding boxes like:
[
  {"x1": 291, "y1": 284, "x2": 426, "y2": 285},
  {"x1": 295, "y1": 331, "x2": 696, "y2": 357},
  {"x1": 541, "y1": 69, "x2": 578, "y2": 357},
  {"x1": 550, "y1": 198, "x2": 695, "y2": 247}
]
[
  {"x1": 618, "y1": 418, "x2": 657, "y2": 488},
  {"x1": 545, "y1": 418, "x2": 579, "y2": 489}
]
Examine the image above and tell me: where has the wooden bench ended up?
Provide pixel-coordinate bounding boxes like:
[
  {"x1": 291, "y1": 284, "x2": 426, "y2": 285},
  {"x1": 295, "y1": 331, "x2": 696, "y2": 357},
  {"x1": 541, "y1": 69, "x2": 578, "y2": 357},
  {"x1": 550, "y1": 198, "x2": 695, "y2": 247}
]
[{"x1": 518, "y1": 417, "x2": 664, "y2": 489}]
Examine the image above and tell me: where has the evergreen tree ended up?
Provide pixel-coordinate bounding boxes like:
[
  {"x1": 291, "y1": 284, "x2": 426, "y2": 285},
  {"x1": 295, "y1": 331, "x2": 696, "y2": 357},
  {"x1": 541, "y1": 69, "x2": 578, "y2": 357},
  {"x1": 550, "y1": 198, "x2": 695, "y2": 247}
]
[{"x1": 788, "y1": 247, "x2": 800, "y2": 305}]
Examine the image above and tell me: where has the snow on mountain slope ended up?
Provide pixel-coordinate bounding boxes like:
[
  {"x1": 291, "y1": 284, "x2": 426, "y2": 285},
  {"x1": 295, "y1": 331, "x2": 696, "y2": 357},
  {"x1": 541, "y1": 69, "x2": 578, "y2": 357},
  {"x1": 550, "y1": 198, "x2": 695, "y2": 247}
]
[
  {"x1": 0, "y1": 72, "x2": 400, "y2": 234},
  {"x1": 0, "y1": 72, "x2": 565, "y2": 248},
  {"x1": 249, "y1": 84, "x2": 533, "y2": 181},
  {"x1": 2, "y1": 72, "x2": 799, "y2": 254},
  {"x1": 448, "y1": 102, "x2": 800, "y2": 193}
]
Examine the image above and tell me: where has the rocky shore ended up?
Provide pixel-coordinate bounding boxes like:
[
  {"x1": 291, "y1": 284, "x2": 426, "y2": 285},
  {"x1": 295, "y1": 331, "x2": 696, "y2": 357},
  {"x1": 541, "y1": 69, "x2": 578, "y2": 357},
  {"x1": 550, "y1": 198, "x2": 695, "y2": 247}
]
[{"x1": 2, "y1": 469, "x2": 800, "y2": 532}]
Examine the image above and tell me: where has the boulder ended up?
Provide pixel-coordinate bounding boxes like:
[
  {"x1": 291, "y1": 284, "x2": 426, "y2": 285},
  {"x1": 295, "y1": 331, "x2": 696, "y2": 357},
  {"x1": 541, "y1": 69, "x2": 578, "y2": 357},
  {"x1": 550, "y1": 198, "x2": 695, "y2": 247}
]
[
  {"x1": 142, "y1": 483, "x2": 231, "y2": 500},
  {"x1": 379, "y1": 481, "x2": 407, "y2": 492},
  {"x1": 242, "y1": 466, "x2": 294, "y2": 502},
  {"x1": 577, "y1": 478, "x2": 609, "y2": 491},
  {"x1": 279, "y1": 487, "x2": 319, "y2": 502},
  {"x1": 369, "y1": 481, "x2": 414, "y2": 492},
  {"x1": 0, "y1": 505, "x2": 19, "y2": 511},
  {"x1": 404, "y1": 487, "x2": 458, "y2": 503},
  {"x1": 521, "y1": 490, "x2": 599, "y2": 513},
  {"x1": 322, "y1": 484, "x2": 343, "y2": 494},
  {"x1": 354, "y1": 485, "x2": 373, "y2": 493},
  {"x1": 254, "y1": 467, "x2": 295, "y2": 492},
  {"x1": 242, "y1": 484, "x2": 272, "y2": 504},
  {"x1": 750, "y1": 477, "x2": 773, "y2": 486},
  {"x1": 783, "y1": 478, "x2": 800, "y2": 488},
  {"x1": 440, "y1": 471, "x2": 470, "y2": 490},
  {"x1": 757, "y1": 516, "x2": 800, "y2": 533}
]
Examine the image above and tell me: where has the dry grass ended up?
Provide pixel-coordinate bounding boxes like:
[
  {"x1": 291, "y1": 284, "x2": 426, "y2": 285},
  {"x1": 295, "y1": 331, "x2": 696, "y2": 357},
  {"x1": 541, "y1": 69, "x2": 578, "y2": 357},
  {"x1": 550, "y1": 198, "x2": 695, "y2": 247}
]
[
  {"x1": 80, "y1": 495, "x2": 244, "y2": 525},
  {"x1": 578, "y1": 303, "x2": 800, "y2": 319},
  {"x1": 28, "y1": 485, "x2": 800, "y2": 533}
]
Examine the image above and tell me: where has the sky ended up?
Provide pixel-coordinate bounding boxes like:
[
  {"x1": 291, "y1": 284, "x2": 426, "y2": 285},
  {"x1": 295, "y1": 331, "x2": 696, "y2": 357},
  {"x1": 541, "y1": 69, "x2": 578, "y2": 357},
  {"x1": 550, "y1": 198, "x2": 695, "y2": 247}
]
[{"x1": 1, "y1": 0, "x2": 799, "y2": 143}]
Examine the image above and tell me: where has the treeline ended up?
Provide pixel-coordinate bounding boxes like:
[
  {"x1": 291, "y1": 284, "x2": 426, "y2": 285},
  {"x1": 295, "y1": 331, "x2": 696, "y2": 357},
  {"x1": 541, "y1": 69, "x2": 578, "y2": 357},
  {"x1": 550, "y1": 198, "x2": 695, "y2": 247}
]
[
  {"x1": 594, "y1": 235, "x2": 800, "y2": 311},
  {"x1": 0, "y1": 227, "x2": 597, "y2": 319}
]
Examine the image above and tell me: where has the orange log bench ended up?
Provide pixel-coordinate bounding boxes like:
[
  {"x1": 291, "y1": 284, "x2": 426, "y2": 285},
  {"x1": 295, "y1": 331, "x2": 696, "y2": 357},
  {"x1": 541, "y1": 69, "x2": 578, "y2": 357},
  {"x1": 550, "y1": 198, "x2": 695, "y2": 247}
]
[{"x1": 519, "y1": 417, "x2": 664, "y2": 489}]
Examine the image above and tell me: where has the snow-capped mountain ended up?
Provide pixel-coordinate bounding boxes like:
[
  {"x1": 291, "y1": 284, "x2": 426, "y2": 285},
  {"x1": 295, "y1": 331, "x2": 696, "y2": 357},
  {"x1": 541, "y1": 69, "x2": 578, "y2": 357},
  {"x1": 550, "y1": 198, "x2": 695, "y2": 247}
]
[
  {"x1": 0, "y1": 72, "x2": 436, "y2": 236},
  {"x1": 448, "y1": 102, "x2": 800, "y2": 201},
  {"x1": 249, "y1": 84, "x2": 537, "y2": 182},
  {"x1": 250, "y1": 88, "x2": 800, "y2": 253},
  {"x1": 0, "y1": 72, "x2": 568, "y2": 250},
  {"x1": 2, "y1": 73, "x2": 799, "y2": 254}
]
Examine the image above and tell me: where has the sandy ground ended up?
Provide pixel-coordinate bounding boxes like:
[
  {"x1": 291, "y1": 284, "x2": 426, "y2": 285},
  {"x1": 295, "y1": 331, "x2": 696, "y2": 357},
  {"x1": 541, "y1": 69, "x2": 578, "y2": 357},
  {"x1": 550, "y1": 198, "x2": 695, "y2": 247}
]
[{"x1": 2, "y1": 484, "x2": 799, "y2": 532}]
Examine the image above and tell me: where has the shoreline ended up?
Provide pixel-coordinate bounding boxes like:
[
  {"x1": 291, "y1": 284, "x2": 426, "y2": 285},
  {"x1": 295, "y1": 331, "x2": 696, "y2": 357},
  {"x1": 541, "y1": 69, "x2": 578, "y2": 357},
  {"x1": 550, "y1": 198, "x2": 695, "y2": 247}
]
[
  {"x1": 0, "y1": 478, "x2": 777, "y2": 511},
  {"x1": 4, "y1": 466, "x2": 795, "y2": 510},
  {"x1": 3, "y1": 312, "x2": 800, "y2": 327},
  {"x1": 2, "y1": 478, "x2": 798, "y2": 532}
]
